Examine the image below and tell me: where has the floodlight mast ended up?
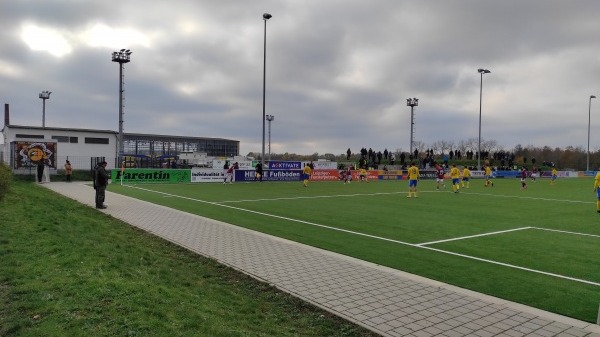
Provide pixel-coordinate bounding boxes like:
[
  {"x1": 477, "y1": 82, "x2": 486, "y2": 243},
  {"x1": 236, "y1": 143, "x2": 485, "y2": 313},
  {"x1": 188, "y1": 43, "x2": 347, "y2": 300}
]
[
  {"x1": 477, "y1": 68, "x2": 491, "y2": 170},
  {"x1": 266, "y1": 114, "x2": 275, "y2": 162},
  {"x1": 112, "y1": 49, "x2": 132, "y2": 164},
  {"x1": 406, "y1": 98, "x2": 419, "y2": 157},
  {"x1": 39, "y1": 90, "x2": 52, "y2": 127},
  {"x1": 261, "y1": 13, "x2": 272, "y2": 168},
  {"x1": 588, "y1": 95, "x2": 596, "y2": 171}
]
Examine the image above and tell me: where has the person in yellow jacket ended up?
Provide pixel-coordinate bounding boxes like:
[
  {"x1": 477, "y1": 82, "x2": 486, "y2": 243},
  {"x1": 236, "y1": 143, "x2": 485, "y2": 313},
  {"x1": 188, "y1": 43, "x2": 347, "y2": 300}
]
[
  {"x1": 484, "y1": 165, "x2": 494, "y2": 187},
  {"x1": 406, "y1": 162, "x2": 420, "y2": 198},
  {"x1": 550, "y1": 167, "x2": 558, "y2": 185},
  {"x1": 461, "y1": 166, "x2": 471, "y2": 188},
  {"x1": 359, "y1": 168, "x2": 368, "y2": 182},
  {"x1": 449, "y1": 164, "x2": 461, "y2": 193},
  {"x1": 303, "y1": 164, "x2": 312, "y2": 187},
  {"x1": 593, "y1": 171, "x2": 600, "y2": 213}
]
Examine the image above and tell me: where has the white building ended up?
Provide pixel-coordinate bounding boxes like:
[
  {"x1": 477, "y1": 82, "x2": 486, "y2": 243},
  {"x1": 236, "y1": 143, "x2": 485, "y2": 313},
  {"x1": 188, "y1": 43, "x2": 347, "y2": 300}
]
[
  {"x1": 2, "y1": 124, "x2": 118, "y2": 171},
  {"x1": 1, "y1": 104, "x2": 240, "y2": 172}
]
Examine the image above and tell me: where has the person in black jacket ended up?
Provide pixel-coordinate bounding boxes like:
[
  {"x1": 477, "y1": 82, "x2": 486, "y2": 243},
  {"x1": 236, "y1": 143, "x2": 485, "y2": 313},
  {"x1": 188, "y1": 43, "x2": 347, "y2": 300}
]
[
  {"x1": 254, "y1": 163, "x2": 263, "y2": 182},
  {"x1": 36, "y1": 161, "x2": 45, "y2": 183},
  {"x1": 94, "y1": 161, "x2": 109, "y2": 209}
]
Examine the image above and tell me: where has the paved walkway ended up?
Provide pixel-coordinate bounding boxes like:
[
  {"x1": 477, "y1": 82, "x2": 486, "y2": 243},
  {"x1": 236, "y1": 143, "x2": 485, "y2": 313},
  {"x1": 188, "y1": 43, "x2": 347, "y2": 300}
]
[{"x1": 43, "y1": 182, "x2": 600, "y2": 337}]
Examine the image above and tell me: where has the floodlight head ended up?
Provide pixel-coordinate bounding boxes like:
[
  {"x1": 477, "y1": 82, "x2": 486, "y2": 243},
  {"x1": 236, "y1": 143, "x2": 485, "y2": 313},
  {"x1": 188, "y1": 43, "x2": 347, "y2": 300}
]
[
  {"x1": 591, "y1": 95, "x2": 597, "y2": 99},
  {"x1": 263, "y1": 13, "x2": 272, "y2": 20},
  {"x1": 120, "y1": 49, "x2": 126, "y2": 52},
  {"x1": 478, "y1": 68, "x2": 491, "y2": 74}
]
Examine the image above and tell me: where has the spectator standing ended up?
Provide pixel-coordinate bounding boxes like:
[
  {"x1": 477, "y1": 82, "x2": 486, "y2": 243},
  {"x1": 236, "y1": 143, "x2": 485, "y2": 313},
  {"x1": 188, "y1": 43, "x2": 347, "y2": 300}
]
[
  {"x1": 64, "y1": 160, "x2": 73, "y2": 182},
  {"x1": 37, "y1": 161, "x2": 45, "y2": 183},
  {"x1": 94, "y1": 161, "x2": 109, "y2": 209}
]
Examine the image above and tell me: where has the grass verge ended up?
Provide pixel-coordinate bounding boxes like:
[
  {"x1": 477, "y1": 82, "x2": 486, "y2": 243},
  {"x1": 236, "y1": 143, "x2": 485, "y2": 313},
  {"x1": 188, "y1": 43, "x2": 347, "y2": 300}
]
[{"x1": 0, "y1": 180, "x2": 378, "y2": 337}]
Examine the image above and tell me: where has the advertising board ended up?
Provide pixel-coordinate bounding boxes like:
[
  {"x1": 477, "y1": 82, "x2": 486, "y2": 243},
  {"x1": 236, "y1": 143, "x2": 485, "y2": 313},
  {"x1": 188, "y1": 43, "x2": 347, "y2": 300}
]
[
  {"x1": 235, "y1": 169, "x2": 301, "y2": 181},
  {"x1": 13, "y1": 141, "x2": 57, "y2": 169},
  {"x1": 112, "y1": 169, "x2": 191, "y2": 184},
  {"x1": 268, "y1": 161, "x2": 302, "y2": 170},
  {"x1": 191, "y1": 168, "x2": 227, "y2": 182}
]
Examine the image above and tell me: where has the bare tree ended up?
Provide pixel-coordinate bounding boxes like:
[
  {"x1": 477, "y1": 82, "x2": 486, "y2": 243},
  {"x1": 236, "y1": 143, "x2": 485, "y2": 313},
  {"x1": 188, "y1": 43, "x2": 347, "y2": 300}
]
[{"x1": 413, "y1": 141, "x2": 427, "y2": 156}]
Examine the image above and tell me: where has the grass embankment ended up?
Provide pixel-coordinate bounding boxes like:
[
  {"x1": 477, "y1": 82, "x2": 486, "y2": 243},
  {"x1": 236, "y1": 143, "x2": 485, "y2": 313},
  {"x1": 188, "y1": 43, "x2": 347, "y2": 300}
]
[{"x1": 0, "y1": 180, "x2": 378, "y2": 337}]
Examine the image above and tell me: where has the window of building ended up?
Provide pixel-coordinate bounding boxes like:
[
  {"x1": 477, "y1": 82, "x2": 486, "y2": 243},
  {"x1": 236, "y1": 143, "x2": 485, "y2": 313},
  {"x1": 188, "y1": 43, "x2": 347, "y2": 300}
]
[
  {"x1": 85, "y1": 137, "x2": 109, "y2": 144},
  {"x1": 52, "y1": 136, "x2": 69, "y2": 142},
  {"x1": 70, "y1": 137, "x2": 78, "y2": 143},
  {"x1": 15, "y1": 134, "x2": 44, "y2": 139}
]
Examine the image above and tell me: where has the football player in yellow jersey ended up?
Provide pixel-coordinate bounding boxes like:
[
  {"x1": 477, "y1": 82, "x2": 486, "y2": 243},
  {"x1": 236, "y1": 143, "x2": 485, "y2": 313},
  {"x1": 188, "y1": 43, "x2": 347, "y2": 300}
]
[
  {"x1": 461, "y1": 166, "x2": 471, "y2": 188},
  {"x1": 593, "y1": 170, "x2": 600, "y2": 213},
  {"x1": 302, "y1": 164, "x2": 312, "y2": 187},
  {"x1": 450, "y1": 164, "x2": 461, "y2": 193},
  {"x1": 359, "y1": 168, "x2": 368, "y2": 182},
  {"x1": 550, "y1": 167, "x2": 558, "y2": 185},
  {"x1": 484, "y1": 165, "x2": 494, "y2": 187},
  {"x1": 406, "y1": 162, "x2": 420, "y2": 198}
]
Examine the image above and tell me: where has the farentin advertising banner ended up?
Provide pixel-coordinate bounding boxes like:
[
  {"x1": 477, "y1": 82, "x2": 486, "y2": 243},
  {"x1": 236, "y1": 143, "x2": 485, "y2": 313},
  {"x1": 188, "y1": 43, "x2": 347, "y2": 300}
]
[
  {"x1": 234, "y1": 169, "x2": 302, "y2": 181},
  {"x1": 112, "y1": 169, "x2": 191, "y2": 184}
]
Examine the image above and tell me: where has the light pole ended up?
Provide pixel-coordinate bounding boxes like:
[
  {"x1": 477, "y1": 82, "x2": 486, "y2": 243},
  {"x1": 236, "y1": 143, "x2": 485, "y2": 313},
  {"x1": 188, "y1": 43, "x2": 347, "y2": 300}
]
[
  {"x1": 39, "y1": 91, "x2": 52, "y2": 127},
  {"x1": 112, "y1": 49, "x2": 132, "y2": 162},
  {"x1": 261, "y1": 13, "x2": 272, "y2": 168},
  {"x1": 477, "y1": 68, "x2": 491, "y2": 170},
  {"x1": 266, "y1": 114, "x2": 275, "y2": 162},
  {"x1": 406, "y1": 98, "x2": 418, "y2": 157},
  {"x1": 588, "y1": 95, "x2": 596, "y2": 171}
]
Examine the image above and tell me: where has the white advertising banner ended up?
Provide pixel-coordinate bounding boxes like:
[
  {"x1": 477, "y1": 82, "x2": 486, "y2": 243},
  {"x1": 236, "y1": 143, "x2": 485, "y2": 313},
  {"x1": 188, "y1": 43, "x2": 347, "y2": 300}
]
[
  {"x1": 191, "y1": 168, "x2": 226, "y2": 183},
  {"x1": 303, "y1": 161, "x2": 338, "y2": 170}
]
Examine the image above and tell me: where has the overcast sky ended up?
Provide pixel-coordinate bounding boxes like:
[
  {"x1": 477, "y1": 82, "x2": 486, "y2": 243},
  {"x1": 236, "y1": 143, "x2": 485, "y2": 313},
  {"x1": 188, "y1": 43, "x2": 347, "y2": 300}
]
[{"x1": 1, "y1": 1, "x2": 599, "y2": 156}]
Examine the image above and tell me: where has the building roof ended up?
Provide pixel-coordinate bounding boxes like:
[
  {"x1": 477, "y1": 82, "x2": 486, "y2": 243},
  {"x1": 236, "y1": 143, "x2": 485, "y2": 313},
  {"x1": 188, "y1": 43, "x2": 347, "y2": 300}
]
[
  {"x1": 2, "y1": 124, "x2": 117, "y2": 135},
  {"x1": 2, "y1": 125, "x2": 238, "y2": 143}
]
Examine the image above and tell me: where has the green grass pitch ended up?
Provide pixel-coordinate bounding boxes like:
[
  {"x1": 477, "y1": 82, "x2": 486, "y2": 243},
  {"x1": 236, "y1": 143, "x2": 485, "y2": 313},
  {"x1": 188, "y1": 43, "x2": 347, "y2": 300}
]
[{"x1": 108, "y1": 176, "x2": 600, "y2": 323}]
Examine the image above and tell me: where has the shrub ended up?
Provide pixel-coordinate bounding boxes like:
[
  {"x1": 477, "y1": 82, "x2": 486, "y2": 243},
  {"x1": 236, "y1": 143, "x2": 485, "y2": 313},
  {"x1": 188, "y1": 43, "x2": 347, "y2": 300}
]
[{"x1": 0, "y1": 162, "x2": 12, "y2": 201}]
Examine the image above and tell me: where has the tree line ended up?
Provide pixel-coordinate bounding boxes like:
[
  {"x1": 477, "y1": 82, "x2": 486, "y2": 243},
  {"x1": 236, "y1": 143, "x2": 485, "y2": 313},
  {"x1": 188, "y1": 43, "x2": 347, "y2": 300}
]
[{"x1": 248, "y1": 138, "x2": 600, "y2": 171}]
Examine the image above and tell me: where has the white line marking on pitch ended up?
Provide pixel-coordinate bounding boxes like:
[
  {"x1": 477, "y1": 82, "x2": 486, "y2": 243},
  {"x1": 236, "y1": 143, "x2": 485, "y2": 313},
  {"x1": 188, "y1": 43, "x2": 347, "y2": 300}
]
[
  {"x1": 417, "y1": 245, "x2": 600, "y2": 287},
  {"x1": 531, "y1": 227, "x2": 600, "y2": 239},
  {"x1": 219, "y1": 191, "x2": 406, "y2": 203},
  {"x1": 415, "y1": 227, "x2": 532, "y2": 246},
  {"x1": 459, "y1": 191, "x2": 593, "y2": 204},
  {"x1": 124, "y1": 185, "x2": 600, "y2": 287}
]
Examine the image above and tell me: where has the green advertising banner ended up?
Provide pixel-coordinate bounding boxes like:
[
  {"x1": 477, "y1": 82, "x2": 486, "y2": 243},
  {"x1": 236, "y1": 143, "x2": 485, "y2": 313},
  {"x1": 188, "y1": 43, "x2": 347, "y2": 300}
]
[{"x1": 111, "y1": 169, "x2": 191, "y2": 184}]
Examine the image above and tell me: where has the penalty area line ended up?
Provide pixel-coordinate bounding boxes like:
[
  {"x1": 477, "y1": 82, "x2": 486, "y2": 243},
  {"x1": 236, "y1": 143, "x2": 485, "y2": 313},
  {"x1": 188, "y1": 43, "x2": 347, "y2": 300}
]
[
  {"x1": 415, "y1": 227, "x2": 532, "y2": 246},
  {"x1": 124, "y1": 185, "x2": 600, "y2": 287},
  {"x1": 219, "y1": 191, "x2": 406, "y2": 203}
]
